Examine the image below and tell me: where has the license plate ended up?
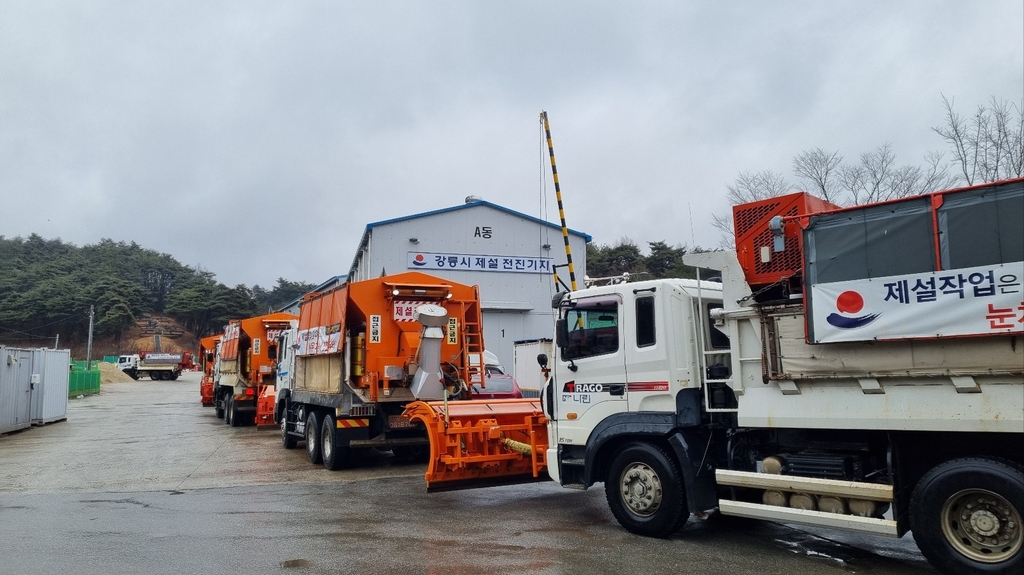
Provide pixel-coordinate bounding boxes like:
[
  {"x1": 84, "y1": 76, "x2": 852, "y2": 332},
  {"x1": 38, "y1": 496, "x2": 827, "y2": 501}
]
[{"x1": 388, "y1": 415, "x2": 414, "y2": 429}]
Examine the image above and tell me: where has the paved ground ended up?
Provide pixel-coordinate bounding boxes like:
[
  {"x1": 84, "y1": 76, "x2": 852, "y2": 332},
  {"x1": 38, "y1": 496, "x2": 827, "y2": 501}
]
[{"x1": 0, "y1": 372, "x2": 936, "y2": 575}]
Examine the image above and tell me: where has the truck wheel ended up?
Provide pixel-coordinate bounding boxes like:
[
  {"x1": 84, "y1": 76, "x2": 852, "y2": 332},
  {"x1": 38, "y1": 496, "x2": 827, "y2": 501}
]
[
  {"x1": 170, "y1": 372, "x2": 179, "y2": 381},
  {"x1": 229, "y1": 396, "x2": 242, "y2": 427},
  {"x1": 281, "y1": 415, "x2": 297, "y2": 449},
  {"x1": 215, "y1": 394, "x2": 225, "y2": 419},
  {"x1": 149, "y1": 372, "x2": 159, "y2": 380},
  {"x1": 911, "y1": 458, "x2": 1023, "y2": 575},
  {"x1": 605, "y1": 442, "x2": 689, "y2": 537},
  {"x1": 305, "y1": 411, "x2": 322, "y2": 464},
  {"x1": 224, "y1": 395, "x2": 233, "y2": 425},
  {"x1": 320, "y1": 415, "x2": 351, "y2": 471}
]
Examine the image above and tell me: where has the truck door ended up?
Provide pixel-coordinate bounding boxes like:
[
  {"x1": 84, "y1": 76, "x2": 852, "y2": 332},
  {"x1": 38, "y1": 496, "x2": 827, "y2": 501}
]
[
  {"x1": 622, "y1": 288, "x2": 673, "y2": 412},
  {"x1": 552, "y1": 294, "x2": 627, "y2": 446}
]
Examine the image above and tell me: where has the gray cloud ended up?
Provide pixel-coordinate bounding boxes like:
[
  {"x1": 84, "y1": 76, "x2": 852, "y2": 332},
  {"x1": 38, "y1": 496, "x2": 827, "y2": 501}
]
[{"x1": 2, "y1": 1, "x2": 1021, "y2": 287}]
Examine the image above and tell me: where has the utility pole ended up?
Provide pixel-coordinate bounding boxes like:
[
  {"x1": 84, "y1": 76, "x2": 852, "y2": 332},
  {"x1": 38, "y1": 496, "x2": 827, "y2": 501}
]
[
  {"x1": 86, "y1": 305, "x2": 95, "y2": 370},
  {"x1": 54, "y1": 334, "x2": 59, "y2": 350}
]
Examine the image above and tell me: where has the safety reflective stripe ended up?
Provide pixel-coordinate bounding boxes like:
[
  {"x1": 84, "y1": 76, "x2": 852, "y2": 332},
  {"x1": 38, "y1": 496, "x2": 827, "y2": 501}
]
[
  {"x1": 622, "y1": 380, "x2": 671, "y2": 388},
  {"x1": 335, "y1": 418, "x2": 370, "y2": 428}
]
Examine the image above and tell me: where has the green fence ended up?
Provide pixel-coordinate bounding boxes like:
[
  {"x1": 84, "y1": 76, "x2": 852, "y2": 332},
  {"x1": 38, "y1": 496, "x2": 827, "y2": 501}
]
[
  {"x1": 102, "y1": 355, "x2": 118, "y2": 363},
  {"x1": 68, "y1": 369, "x2": 101, "y2": 397},
  {"x1": 68, "y1": 362, "x2": 101, "y2": 397}
]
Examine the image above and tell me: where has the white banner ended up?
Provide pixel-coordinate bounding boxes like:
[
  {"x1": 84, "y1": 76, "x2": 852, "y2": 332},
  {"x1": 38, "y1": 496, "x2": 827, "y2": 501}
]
[
  {"x1": 810, "y1": 261, "x2": 1024, "y2": 343},
  {"x1": 408, "y1": 251, "x2": 552, "y2": 274},
  {"x1": 296, "y1": 324, "x2": 342, "y2": 356}
]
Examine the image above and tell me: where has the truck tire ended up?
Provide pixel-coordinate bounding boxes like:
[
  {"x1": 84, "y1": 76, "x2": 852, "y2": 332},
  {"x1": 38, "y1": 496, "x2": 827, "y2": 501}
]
[
  {"x1": 123, "y1": 368, "x2": 138, "y2": 381},
  {"x1": 229, "y1": 395, "x2": 242, "y2": 427},
  {"x1": 281, "y1": 414, "x2": 297, "y2": 449},
  {"x1": 170, "y1": 372, "x2": 179, "y2": 381},
  {"x1": 305, "y1": 411, "x2": 322, "y2": 464},
  {"x1": 224, "y1": 395, "x2": 233, "y2": 425},
  {"x1": 149, "y1": 371, "x2": 160, "y2": 380},
  {"x1": 605, "y1": 442, "x2": 689, "y2": 538},
  {"x1": 320, "y1": 415, "x2": 351, "y2": 471},
  {"x1": 910, "y1": 457, "x2": 1023, "y2": 575},
  {"x1": 215, "y1": 393, "x2": 225, "y2": 419}
]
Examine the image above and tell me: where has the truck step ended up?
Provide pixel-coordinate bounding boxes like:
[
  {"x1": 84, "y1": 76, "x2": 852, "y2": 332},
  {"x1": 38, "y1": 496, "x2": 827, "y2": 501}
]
[
  {"x1": 562, "y1": 483, "x2": 586, "y2": 490},
  {"x1": 561, "y1": 458, "x2": 585, "y2": 466},
  {"x1": 715, "y1": 469, "x2": 892, "y2": 501},
  {"x1": 718, "y1": 500, "x2": 898, "y2": 537}
]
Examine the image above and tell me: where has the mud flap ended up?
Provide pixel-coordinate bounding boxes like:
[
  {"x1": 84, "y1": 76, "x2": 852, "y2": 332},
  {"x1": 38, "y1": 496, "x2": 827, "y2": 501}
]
[{"x1": 668, "y1": 431, "x2": 718, "y2": 513}]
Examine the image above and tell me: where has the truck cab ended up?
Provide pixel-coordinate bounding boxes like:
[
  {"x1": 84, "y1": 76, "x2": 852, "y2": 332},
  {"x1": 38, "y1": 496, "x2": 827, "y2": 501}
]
[
  {"x1": 118, "y1": 354, "x2": 140, "y2": 378},
  {"x1": 545, "y1": 278, "x2": 726, "y2": 488}
]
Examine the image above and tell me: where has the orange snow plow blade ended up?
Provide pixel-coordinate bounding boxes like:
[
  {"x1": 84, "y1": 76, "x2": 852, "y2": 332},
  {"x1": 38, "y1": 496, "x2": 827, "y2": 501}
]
[{"x1": 404, "y1": 399, "x2": 549, "y2": 492}]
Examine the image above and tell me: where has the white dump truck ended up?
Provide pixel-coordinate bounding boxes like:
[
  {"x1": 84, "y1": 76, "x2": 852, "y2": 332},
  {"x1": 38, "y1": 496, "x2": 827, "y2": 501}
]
[
  {"x1": 408, "y1": 178, "x2": 1024, "y2": 575},
  {"x1": 118, "y1": 353, "x2": 183, "y2": 380}
]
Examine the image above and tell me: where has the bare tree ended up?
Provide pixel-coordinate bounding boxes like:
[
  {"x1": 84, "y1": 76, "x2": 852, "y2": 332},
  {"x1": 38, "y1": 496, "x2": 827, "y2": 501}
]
[
  {"x1": 792, "y1": 148, "x2": 843, "y2": 203},
  {"x1": 725, "y1": 170, "x2": 792, "y2": 203},
  {"x1": 838, "y1": 143, "x2": 956, "y2": 205},
  {"x1": 919, "y1": 150, "x2": 961, "y2": 194},
  {"x1": 934, "y1": 95, "x2": 1024, "y2": 185},
  {"x1": 839, "y1": 143, "x2": 897, "y2": 204}
]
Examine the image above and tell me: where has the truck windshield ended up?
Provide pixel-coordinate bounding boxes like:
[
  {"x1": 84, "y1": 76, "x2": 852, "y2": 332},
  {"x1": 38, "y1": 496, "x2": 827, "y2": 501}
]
[{"x1": 561, "y1": 303, "x2": 619, "y2": 361}]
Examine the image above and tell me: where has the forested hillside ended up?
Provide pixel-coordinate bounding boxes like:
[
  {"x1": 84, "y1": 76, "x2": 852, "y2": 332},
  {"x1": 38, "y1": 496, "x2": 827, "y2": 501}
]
[
  {"x1": 0, "y1": 234, "x2": 315, "y2": 349},
  {"x1": 585, "y1": 240, "x2": 705, "y2": 282}
]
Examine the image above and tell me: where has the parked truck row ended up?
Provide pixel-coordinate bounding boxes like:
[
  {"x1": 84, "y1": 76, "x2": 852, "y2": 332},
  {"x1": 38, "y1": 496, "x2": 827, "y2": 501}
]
[{"x1": 201, "y1": 271, "x2": 490, "y2": 469}]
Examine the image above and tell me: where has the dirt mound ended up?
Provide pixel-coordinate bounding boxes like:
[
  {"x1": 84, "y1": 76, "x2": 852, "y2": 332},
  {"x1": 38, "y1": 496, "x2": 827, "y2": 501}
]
[{"x1": 99, "y1": 361, "x2": 136, "y2": 384}]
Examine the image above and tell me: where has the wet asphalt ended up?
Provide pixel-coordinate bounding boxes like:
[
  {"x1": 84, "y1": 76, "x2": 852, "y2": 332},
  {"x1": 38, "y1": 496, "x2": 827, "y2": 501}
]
[{"x1": 0, "y1": 372, "x2": 936, "y2": 575}]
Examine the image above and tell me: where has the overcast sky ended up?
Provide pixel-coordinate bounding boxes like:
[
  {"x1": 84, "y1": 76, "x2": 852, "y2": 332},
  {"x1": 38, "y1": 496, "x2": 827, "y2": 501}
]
[{"x1": 2, "y1": 1, "x2": 1021, "y2": 288}]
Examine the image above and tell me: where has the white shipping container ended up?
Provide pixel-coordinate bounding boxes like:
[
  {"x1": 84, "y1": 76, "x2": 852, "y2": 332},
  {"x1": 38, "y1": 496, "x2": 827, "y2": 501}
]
[
  {"x1": 0, "y1": 347, "x2": 35, "y2": 434},
  {"x1": 31, "y1": 348, "x2": 70, "y2": 425}
]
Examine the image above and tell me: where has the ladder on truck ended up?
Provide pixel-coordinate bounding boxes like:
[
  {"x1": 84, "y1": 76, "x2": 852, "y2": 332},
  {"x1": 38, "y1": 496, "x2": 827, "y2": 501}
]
[{"x1": 451, "y1": 286, "x2": 485, "y2": 391}]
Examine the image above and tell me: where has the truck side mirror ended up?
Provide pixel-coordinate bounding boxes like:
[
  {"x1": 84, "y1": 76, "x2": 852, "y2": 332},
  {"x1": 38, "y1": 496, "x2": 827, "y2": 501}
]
[
  {"x1": 537, "y1": 353, "x2": 548, "y2": 368},
  {"x1": 551, "y1": 292, "x2": 565, "y2": 309},
  {"x1": 555, "y1": 319, "x2": 568, "y2": 348}
]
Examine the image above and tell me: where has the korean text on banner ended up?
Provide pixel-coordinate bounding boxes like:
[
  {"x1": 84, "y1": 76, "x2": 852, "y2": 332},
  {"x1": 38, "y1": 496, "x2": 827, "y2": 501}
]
[{"x1": 810, "y1": 261, "x2": 1024, "y2": 343}]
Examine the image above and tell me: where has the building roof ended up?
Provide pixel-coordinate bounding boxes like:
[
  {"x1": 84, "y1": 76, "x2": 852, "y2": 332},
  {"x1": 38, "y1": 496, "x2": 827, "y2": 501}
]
[
  {"x1": 279, "y1": 200, "x2": 592, "y2": 312},
  {"x1": 348, "y1": 200, "x2": 592, "y2": 279}
]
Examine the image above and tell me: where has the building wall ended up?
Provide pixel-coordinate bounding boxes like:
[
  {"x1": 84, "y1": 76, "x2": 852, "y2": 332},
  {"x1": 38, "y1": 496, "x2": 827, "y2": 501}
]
[{"x1": 350, "y1": 204, "x2": 588, "y2": 369}]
